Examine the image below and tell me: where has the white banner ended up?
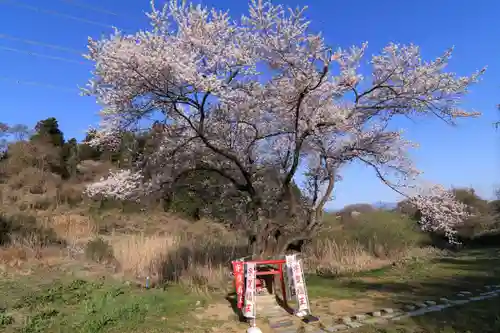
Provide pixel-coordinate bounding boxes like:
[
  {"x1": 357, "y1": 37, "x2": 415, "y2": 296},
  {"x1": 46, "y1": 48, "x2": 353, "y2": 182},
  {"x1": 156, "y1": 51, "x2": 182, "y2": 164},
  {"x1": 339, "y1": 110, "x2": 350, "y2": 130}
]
[
  {"x1": 285, "y1": 255, "x2": 297, "y2": 301},
  {"x1": 297, "y1": 258, "x2": 311, "y2": 314},
  {"x1": 243, "y1": 262, "x2": 257, "y2": 318},
  {"x1": 286, "y1": 255, "x2": 311, "y2": 316}
]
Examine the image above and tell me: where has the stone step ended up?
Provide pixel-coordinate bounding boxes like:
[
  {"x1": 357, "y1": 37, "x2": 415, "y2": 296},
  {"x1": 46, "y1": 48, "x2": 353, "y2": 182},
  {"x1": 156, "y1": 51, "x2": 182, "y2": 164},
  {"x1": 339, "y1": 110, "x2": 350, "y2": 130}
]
[{"x1": 256, "y1": 295, "x2": 276, "y2": 301}]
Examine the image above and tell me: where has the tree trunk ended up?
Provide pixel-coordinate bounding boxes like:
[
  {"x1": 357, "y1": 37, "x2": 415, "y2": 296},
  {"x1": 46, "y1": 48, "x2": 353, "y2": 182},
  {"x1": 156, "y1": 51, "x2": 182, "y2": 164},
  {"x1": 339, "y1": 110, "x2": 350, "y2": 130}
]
[
  {"x1": 248, "y1": 226, "x2": 312, "y2": 259},
  {"x1": 249, "y1": 228, "x2": 276, "y2": 259}
]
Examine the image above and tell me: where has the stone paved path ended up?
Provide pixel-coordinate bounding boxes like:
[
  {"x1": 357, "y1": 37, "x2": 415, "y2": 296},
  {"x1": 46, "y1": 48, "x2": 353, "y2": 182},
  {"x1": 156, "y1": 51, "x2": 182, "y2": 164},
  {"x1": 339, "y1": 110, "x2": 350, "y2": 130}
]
[{"x1": 255, "y1": 292, "x2": 322, "y2": 333}]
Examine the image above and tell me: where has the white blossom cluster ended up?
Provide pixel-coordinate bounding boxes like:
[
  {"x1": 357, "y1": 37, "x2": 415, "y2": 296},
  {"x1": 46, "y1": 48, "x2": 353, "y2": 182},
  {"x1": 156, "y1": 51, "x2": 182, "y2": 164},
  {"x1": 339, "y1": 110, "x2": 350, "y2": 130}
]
[
  {"x1": 407, "y1": 184, "x2": 470, "y2": 243},
  {"x1": 0, "y1": 122, "x2": 8, "y2": 157},
  {"x1": 85, "y1": 170, "x2": 146, "y2": 201},
  {"x1": 82, "y1": 0, "x2": 484, "y2": 242}
]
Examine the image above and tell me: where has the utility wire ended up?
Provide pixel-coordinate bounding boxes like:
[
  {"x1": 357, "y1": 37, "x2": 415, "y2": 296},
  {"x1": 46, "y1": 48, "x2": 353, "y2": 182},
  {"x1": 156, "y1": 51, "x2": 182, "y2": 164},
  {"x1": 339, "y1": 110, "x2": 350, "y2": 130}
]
[
  {"x1": 0, "y1": 77, "x2": 79, "y2": 93},
  {"x1": 58, "y1": 0, "x2": 121, "y2": 17},
  {"x1": 0, "y1": 33, "x2": 84, "y2": 55},
  {"x1": 0, "y1": 0, "x2": 117, "y2": 29},
  {"x1": 0, "y1": 45, "x2": 88, "y2": 65}
]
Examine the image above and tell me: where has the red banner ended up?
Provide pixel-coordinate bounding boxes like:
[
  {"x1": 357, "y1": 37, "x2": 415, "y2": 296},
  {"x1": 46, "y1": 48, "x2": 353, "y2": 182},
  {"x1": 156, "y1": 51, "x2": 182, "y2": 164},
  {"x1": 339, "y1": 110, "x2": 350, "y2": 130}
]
[{"x1": 232, "y1": 261, "x2": 245, "y2": 309}]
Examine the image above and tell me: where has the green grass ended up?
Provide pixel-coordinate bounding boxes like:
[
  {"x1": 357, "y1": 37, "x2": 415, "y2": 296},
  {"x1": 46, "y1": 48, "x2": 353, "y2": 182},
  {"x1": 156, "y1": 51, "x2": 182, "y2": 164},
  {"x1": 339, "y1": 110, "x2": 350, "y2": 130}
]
[
  {"x1": 0, "y1": 275, "x2": 215, "y2": 333},
  {"x1": 355, "y1": 298, "x2": 500, "y2": 333},
  {"x1": 308, "y1": 248, "x2": 500, "y2": 301},
  {"x1": 306, "y1": 247, "x2": 500, "y2": 333}
]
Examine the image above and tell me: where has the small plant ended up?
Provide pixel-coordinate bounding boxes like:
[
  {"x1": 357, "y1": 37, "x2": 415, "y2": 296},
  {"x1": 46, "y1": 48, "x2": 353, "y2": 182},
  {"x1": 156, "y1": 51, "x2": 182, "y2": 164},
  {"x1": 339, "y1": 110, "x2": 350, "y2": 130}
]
[
  {"x1": 0, "y1": 308, "x2": 14, "y2": 327},
  {"x1": 20, "y1": 309, "x2": 59, "y2": 333},
  {"x1": 85, "y1": 237, "x2": 114, "y2": 264}
]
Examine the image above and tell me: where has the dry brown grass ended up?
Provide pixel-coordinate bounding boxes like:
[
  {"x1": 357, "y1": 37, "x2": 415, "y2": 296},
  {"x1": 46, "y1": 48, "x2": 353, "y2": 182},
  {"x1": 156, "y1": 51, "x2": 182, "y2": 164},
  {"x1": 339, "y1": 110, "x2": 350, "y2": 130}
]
[
  {"x1": 103, "y1": 227, "x2": 248, "y2": 292},
  {"x1": 108, "y1": 233, "x2": 176, "y2": 278},
  {"x1": 48, "y1": 214, "x2": 97, "y2": 246},
  {"x1": 0, "y1": 246, "x2": 27, "y2": 266},
  {"x1": 304, "y1": 239, "x2": 390, "y2": 276}
]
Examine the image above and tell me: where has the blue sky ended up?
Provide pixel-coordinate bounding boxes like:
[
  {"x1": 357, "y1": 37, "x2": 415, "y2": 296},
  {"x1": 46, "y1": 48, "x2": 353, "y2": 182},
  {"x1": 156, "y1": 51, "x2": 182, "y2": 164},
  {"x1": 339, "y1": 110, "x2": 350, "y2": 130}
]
[{"x1": 1, "y1": 0, "x2": 499, "y2": 210}]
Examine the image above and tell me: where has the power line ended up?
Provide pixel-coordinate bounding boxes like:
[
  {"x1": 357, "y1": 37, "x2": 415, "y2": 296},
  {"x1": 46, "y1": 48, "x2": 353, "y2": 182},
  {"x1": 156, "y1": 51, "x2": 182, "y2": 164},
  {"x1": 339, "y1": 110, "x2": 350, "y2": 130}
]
[
  {"x1": 0, "y1": 0, "x2": 117, "y2": 29},
  {"x1": 0, "y1": 77, "x2": 79, "y2": 93},
  {"x1": 0, "y1": 45, "x2": 87, "y2": 65},
  {"x1": 58, "y1": 0, "x2": 121, "y2": 17},
  {"x1": 0, "y1": 33, "x2": 84, "y2": 55}
]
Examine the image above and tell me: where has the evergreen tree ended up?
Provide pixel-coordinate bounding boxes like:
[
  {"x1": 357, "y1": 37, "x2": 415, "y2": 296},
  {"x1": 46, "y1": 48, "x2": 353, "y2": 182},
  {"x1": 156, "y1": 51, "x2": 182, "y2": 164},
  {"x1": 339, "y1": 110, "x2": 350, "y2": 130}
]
[
  {"x1": 31, "y1": 117, "x2": 65, "y2": 147},
  {"x1": 63, "y1": 138, "x2": 79, "y2": 177}
]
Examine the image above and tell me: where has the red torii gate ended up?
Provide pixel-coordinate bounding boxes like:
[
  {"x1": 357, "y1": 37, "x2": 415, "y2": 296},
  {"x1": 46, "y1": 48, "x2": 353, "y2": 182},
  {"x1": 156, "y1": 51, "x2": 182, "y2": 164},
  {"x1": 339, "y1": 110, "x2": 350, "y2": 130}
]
[{"x1": 232, "y1": 258, "x2": 289, "y2": 309}]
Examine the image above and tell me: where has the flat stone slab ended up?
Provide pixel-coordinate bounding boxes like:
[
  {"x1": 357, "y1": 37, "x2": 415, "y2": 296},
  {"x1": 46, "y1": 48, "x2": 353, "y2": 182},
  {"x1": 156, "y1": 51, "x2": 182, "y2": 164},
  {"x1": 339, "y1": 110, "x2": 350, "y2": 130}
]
[
  {"x1": 354, "y1": 314, "x2": 367, "y2": 321},
  {"x1": 306, "y1": 326, "x2": 330, "y2": 333},
  {"x1": 370, "y1": 311, "x2": 382, "y2": 317},
  {"x1": 304, "y1": 326, "x2": 324, "y2": 333},
  {"x1": 270, "y1": 321, "x2": 295, "y2": 329},
  {"x1": 391, "y1": 314, "x2": 410, "y2": 321},
  {"x1": 269, "y1": 316, "x2": 294, "y2": 322},
  {"x1": 322, "y1": 324, "x2": 348, "y2": 332},
  {"x1": 449, "y1": 299, "x2": 469, "y2": 305},
  {"x1": 274, "y1": 327, "x2": 299, "y2": 333},
  {"x1": 363, "y1": 317, "x2": 387, "y2": 325},
  {"x1": 381, "y1": 312, "x2": 400, "y2": 319},
  {"x1": 346, "y1": 321, "x2": 363, "y2": 328}
]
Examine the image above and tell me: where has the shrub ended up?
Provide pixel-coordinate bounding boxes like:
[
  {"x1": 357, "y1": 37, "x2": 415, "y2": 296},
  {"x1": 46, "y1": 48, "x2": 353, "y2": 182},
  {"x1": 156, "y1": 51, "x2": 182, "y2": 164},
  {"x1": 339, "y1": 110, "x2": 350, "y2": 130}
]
[
  {"x1": 304, "y1": 238, "x2": 384, "y2": 276},
  {"x1": 304, "y1": 211, "x2": 431, "y2": 276},
  {"x1": 343, "y1": 211, "x2": 427, "y2": 256},
  {"x1": 32, "y1": 196, "x2": 53, "y2": 210},
  {"x1": 85, "y1": 237, "x2": 114, "y2": 263},
  {"x1": 0, "y1": 310, "x2": 14, "y2": 327},
  {"x1": 57, "y1": 183, "x2": 84, "y2": 207},
  {"x1": 315, "y1": 211, "x2": 427, "y2": 256},
  {"x1": 0, "y1": 212, "x2": 64, "y2": 247}
]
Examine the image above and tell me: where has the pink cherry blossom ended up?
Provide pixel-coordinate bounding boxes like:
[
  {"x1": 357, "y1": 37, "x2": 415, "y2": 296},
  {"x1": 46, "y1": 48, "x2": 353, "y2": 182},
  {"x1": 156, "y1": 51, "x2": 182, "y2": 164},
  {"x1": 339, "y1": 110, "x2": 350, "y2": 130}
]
[
  {"x1": 82, "y1": 0, "x2": 484, "y2": 250},
  {"x1": 407, "y1": 184, "x2": 470, "y2": 243}
]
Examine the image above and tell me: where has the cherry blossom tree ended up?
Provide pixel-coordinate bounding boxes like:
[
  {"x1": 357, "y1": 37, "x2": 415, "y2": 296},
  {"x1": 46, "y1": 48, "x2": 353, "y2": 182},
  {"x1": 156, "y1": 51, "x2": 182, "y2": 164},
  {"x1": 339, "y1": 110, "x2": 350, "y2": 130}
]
[
  {"x1": 0, "y1": 122, "x2": 8, "y2": 157},
  {"x1": 83, "y1": 0, "x2": 483, "y2": 255},
  {"x1": 407, "y1": 184, "x2": 471, "y2": 243}
]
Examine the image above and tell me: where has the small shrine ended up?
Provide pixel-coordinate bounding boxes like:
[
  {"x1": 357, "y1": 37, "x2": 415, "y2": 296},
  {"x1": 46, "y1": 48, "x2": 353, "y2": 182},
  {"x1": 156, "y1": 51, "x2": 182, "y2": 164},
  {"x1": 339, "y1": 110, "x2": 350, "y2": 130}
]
[{"x1": 231, "y1": 254, "x2": 317, "y2": 332}]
